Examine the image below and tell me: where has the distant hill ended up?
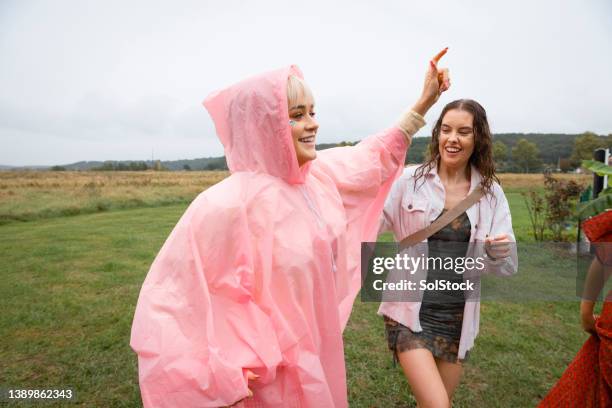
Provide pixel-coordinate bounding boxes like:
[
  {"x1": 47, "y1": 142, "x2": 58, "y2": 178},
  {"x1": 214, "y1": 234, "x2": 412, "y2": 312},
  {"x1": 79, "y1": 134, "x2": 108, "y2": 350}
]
[
  {"x1": 0, "y1": 164, "x2": 51, "y2": 170},
  {"x1": 1, "y1": 133, "x2": 608, "y2": 172},
  {"x1": 56, "y1": 157, "x2": 229, "y2": 171},
  {"x1": 0, "y1": 158, "x2": 228, "y2": 171}
]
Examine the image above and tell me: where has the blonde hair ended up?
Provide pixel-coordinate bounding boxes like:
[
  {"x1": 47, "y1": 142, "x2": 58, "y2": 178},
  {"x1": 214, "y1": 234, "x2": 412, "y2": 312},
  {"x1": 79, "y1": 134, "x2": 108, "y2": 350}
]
[{"x1": 287, "y1": 75, "x2": 314, "y2": 107}]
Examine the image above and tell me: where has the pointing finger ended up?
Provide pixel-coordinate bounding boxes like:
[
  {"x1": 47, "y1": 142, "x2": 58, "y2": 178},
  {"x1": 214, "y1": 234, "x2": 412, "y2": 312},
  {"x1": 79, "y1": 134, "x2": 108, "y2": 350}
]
[{"x1": 432, "y1": 47, "x2": 448, "y2": 65}]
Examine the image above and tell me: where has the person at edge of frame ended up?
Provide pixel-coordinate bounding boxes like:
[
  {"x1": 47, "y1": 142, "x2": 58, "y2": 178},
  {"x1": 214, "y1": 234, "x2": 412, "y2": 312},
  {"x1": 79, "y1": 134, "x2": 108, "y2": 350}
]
[{"x1": 539, "y1": 210, "x2": 612, "y2": 407}]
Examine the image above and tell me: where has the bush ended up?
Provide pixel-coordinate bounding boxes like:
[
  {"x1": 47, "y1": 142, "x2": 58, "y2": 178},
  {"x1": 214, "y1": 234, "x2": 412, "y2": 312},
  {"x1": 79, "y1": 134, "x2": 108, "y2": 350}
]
[{"x1": 522, "y1": 172, "x2": 582, "y2": 241}]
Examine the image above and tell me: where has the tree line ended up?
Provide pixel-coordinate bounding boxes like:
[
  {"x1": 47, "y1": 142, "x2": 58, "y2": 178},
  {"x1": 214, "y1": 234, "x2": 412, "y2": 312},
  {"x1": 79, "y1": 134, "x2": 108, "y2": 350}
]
[
  {"x1": 48, "y1": 132, "x2": 611, "y2": 173},
  {"x1": 493, "y1": 132, "x2": 612, "y2": 173},
  {"x1": 405, "y1": 132, "x2": 611, "y2": 173}
]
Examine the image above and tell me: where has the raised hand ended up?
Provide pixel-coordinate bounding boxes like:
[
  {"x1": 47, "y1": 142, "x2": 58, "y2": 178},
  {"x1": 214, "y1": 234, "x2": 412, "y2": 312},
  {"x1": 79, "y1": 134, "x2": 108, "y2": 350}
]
[{"x1": 412, "y1": 47, "x2": 451, "y2": 116}]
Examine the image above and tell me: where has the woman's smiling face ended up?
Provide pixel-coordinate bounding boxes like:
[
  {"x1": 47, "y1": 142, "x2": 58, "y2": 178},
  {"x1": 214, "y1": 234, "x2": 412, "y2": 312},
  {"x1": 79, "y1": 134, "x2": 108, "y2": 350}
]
[
  {"x1": 438, "y1": 109, "x2": 475, "y2": 169},
  {"x1": 288, "y1": 80, "x2": 319, "y2": 167}
]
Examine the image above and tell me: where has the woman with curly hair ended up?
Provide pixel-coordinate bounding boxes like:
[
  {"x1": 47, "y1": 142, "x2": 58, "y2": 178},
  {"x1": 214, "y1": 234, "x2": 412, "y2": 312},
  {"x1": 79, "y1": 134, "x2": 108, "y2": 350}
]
[{"x1": 378, "y1": 99, "x2": 518, "y2": 408}]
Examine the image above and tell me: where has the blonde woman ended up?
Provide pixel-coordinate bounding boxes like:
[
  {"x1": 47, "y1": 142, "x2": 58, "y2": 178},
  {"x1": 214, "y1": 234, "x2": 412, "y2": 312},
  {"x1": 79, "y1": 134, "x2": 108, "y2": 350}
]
[{"x1": 130, "y1": 50, "x2": 450, "y2": 407}]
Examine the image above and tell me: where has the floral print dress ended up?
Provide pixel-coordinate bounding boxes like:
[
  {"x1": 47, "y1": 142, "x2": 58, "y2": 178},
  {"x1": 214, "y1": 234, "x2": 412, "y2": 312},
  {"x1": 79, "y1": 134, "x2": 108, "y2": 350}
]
[{"x1": 385, "y1": 209, "x2": 471, "y2": 364}]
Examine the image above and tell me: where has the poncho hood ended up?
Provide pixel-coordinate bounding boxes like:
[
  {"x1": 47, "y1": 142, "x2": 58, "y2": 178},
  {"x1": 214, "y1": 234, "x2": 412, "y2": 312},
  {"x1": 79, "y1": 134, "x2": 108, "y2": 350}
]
[{"x1": 204, "y1": 65, "x2": 309, "y2": 184}]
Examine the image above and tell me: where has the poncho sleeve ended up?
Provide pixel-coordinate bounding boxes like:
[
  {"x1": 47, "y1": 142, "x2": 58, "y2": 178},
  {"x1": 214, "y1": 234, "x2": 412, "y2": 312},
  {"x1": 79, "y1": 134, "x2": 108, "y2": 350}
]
[
  {"x1": 130, "y1": 190, "x2": 282, "y2": 408},
  {"x1": 311, "y1": 115, "x2": 424, "y2": 327},
  {"x1": 314, "y1": 112, "x2": 424, "y2": 242}
]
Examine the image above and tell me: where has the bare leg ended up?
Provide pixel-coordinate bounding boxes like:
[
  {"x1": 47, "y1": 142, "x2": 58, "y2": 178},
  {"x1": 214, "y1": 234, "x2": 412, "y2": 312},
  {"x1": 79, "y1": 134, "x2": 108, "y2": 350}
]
[
  {"x1": 435, "y1": 357, "x2": 463, "y2": 405},
  {"x1": 397, "y1": 348, "x2": 450, "y2": 408}
]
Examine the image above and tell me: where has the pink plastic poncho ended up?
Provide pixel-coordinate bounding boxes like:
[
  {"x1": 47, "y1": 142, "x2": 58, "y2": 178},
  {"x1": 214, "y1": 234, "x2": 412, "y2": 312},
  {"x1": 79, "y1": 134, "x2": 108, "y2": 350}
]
[{"x1": 130, "y1": 65, "x2": 414, "y2": 407}]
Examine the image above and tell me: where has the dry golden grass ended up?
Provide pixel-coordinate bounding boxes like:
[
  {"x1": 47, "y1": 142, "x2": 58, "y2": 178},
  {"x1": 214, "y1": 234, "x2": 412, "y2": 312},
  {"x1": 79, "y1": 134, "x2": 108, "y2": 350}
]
[
  {"x1": 498, "y1": 173, "x2": 591, "y2": 189},
  {"x1": 0, "y1": 170, "x2": 592, "y2": 224},
  {"x1": 0, "y1": 171, "x2": 228, "y2": 223}
]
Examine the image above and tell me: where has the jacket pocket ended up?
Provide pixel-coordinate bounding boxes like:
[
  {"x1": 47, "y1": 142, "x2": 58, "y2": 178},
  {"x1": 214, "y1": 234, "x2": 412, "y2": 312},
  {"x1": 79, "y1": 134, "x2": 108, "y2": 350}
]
[{"x1": 398, "y1": 196, "x2": 430, "y2": 238}]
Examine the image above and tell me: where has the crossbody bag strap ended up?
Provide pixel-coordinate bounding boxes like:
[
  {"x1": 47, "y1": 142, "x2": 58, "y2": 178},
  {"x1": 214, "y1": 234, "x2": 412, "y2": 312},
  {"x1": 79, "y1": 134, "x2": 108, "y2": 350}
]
[{"x1": 399, "y1": 186, "x2": 484, "y2": 248}]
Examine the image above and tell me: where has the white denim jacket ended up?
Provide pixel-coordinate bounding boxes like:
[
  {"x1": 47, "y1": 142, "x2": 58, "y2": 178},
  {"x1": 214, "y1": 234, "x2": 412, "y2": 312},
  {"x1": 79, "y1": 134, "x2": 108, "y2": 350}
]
[{"x1": 377, "y1": 163, "x2": 518, "y2": 359}]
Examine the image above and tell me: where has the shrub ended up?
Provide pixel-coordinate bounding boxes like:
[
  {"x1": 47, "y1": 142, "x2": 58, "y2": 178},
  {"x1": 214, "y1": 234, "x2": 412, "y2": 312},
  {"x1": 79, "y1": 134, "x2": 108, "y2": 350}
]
[{"x1": 522, "y1": 172, "x2": 582, "y2": 241}]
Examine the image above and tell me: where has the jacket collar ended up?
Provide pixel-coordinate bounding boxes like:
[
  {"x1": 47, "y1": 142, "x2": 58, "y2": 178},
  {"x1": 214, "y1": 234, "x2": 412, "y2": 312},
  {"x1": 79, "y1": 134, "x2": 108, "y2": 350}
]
[{"x1": 425, "y1": 161, "x2": 482, "y2": 193}]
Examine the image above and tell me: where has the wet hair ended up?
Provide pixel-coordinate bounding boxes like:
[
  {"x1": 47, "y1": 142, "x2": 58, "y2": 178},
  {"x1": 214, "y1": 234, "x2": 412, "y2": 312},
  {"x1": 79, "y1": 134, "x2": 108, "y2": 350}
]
[
  {"x1": 414, "y1": 99, "x2": 499, "y2": 196},
  {"x1": 287, "y1": 75, "x2": 314, "y2": 108}
]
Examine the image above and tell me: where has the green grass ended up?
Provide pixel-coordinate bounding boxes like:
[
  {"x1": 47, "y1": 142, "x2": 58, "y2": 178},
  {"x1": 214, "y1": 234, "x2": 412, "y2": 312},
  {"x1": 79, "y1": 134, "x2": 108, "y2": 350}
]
[
  {"x1": 349, "y1": 241, "x2": 595, "y2": 407},
  {"x1": 0, "y1": 206, "x2": 181, "y2": 407},
  {"x1": 504, "y1": 187, "x2": 582, "y2": 243},
  {"x1": 0, "y1": 193, "x2": 597, "y2": 407},
  {"x1": 345, "y1": 301, "x2": 587, "y2": 407},
  {"x1": 505, "y1": 189, "x2": 534, "y2": 242},
  {"x1": 0, "y1": 192, "x2": 191, "y2": 225}
]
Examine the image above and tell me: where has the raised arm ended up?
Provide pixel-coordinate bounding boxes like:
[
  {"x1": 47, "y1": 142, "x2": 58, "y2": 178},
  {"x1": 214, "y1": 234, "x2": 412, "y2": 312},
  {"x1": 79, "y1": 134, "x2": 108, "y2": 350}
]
[
  {"x1": 312, "y1": 48, "x2": 451, "y2": 240},
  {"x1": 310, "y1": 51, "x2": 451, "y2": 326}
]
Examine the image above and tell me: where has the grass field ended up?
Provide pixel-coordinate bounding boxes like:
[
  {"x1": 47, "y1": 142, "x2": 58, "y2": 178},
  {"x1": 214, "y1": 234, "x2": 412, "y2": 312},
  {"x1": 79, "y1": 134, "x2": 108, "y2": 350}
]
[
  {"x1": 0, "y1": 171, "x2": 228, "y2": 224},
  {"x1": 0, "y1": 171, "x2": 596, "y2": 407}
]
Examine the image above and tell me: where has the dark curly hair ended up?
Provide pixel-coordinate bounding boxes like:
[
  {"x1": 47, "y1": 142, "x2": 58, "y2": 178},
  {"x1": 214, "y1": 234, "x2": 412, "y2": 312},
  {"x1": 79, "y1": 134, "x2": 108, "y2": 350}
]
[{"x1": 414, "y1": 99, "x2": 500, "y2": 196}]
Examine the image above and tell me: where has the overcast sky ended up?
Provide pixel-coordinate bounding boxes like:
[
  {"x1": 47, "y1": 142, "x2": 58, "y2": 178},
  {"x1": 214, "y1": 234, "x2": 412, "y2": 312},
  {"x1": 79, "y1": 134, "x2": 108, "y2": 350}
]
[{"x1": 1, "y1": 0, "x2": 611, "y2": 166}]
